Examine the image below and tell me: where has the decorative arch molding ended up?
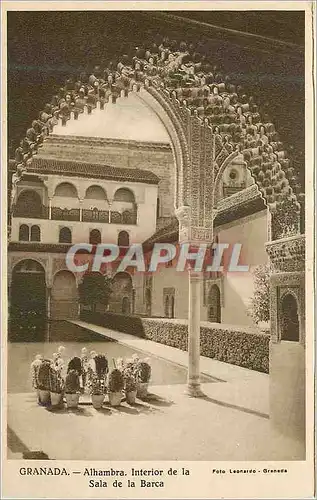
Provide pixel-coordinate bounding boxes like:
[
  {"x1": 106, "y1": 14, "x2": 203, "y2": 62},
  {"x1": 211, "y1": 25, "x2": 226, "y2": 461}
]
[
  {"x1": 141, "y1": 86, "x2": 190, "y2": 207},
  {"x1": 52, "y1": 268, "x2": 77, "y2": 283},
  {"x1": 280, "y1": 287, "x2": 300, "y2": 308},
  {"x1": 204, "y1": 275, "x2": 224, "y2": 308},
  {"x1": 113, "y1": 271, "x2": 133, "y2": 284},
  {"x1": 12, "y1": 258, "x2": 46, "y2": 274},
  {"x1": 52, "y1": 263, "x2": 83, "y2": 289},
  {"x1": 12, "y1": 38, "x2": 304, "y2": 241},
  {"x1": 51, "y1": 269, "x2": 78, "y2": 320},
  {"x1": 113, "y1": 187, "x2": 136, "y2": 203},
  {"x1": 15, "y1": 184, "x2": 45, "y2": 201},
  {"x1": 214, "y1": 150, "x2": 240, "y2": 186},
  {"x1": 85, "y1": 184, "x2": 108, "y2": 201},
  {"x1": 14, "y1": 189, "x2": 43, "y2": 218},
  {"x1": 9, "y1": 255, "x2": 49, "y2": 286},
  {"x1": 54, "y1": 181, "x2": 79, "y2": 198},
  {"x1": 279, "y1": 289, "x2": 301, "y2": 343}
]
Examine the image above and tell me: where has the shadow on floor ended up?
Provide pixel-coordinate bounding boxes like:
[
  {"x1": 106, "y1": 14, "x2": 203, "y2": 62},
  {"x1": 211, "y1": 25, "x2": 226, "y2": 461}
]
[
  {"x1": 200, "y1": 395, "x2": 269, "y2": 420},
  {"x1": 7, "y1": 427, "x2": 51, "y2": 459},
  {"x1": 143, "y1": 393, "x2": 175, "y2": 407},
  {"x1": 46, "y1": 405, "x2": 93, "y2": 417}
]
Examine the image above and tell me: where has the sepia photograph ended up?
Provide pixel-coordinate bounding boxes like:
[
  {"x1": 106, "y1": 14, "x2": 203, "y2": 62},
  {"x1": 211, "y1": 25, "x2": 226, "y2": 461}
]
[{"x1": 1, "y1": 2, "x2": 315, "y2": 498}]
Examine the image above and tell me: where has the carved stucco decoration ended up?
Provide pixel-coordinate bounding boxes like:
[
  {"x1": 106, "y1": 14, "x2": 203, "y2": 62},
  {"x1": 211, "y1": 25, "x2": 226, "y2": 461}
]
[
  {"x1": 269, "y1": 271, "x2": 305, "y2": 344},
  {"x1": 11, "y1": 38, "x2": 304, "y2": 244},
  {"x1": 266, "y1": 235, "x2": 305, "y2": 273},
  {"x1": 175, "y1": 205, "x2": 191, "y2": 242}
]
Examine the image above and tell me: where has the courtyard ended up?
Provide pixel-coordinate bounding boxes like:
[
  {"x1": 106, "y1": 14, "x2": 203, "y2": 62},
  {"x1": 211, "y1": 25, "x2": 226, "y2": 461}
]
[{"x1": 7, "y1": 321, "x2": 304, "y2": 462}]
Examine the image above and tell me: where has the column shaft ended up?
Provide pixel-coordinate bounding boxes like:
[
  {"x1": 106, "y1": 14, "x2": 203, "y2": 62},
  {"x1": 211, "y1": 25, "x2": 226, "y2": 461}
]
[{"x1": 187, "y1": 270, "x2": 204, "y2": 397}]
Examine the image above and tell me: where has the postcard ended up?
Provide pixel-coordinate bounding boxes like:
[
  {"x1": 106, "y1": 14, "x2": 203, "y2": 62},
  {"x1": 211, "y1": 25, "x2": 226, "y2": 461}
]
[{"x1": 1, "y1": 2, "x2": 315, "y2": 499}]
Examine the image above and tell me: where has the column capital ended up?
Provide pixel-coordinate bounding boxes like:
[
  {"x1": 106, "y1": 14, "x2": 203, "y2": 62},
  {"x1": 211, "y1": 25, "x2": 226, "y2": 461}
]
[
  {"x1": 40, "y1": 176, "x2": 55, "y2": 198},
  {"x1": 175, "y1": 205, "x2": 191, "y2": 243},
  {"x1": 187, "y1": 267, "x2": 204, "y2": 280},
  {"x1": 175, "y1": 206, "x2": 214, "y2": 245},
  {"x1": 189, "y1": 226, "x2": 213, "y2": 245}
]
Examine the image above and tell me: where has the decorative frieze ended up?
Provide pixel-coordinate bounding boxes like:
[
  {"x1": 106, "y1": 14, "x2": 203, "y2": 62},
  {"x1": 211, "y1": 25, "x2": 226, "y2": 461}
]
[
  {"x1": 215, "y1": 184, "x2": 260, "y2": 212},
  {"x1": 188, "y1": 115, "x2": 201, "y2": 226},
  {"x1": 190, "y1": 226, "x2": 213, "y2": 243},
  {"x1": 266, "y1": 234, "x2": 305, "y2": 273}
]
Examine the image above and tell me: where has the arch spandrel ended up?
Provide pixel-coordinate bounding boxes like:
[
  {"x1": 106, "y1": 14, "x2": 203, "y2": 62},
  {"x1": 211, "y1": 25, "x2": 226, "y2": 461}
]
[{"x1": 11, "y1": 38, "x2": 304, "y2": 243}]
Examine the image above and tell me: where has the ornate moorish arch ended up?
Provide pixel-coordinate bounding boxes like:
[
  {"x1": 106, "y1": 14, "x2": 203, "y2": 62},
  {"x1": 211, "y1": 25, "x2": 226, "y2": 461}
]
[
  {"x1": 12, "y1": 38, "x2": 304, "y2": 244},
  {"x1": 7, "y1": 37, "x2": 308, "y2": 440},
  {"x1": 9, "y1": 37, "x2": 306, "y2": 411}
]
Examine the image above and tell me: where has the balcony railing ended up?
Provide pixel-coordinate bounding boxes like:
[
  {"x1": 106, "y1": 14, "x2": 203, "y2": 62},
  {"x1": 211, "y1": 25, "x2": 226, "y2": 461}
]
[
  {"x1": 12, "y1": 206, "x2": 138, "y2": 225},
  {"x1": 82, "y1": 209, "x2": 109, "y2": 223},
  {"x1": 51, "y1": 207, "x2": 80, "y2": 221},
  {"x1": 12, "y1": 204, "x2": 49, "y2": 219},
  {"x1": 110, "y1": 210, "x2": 137, "y2": 225}
]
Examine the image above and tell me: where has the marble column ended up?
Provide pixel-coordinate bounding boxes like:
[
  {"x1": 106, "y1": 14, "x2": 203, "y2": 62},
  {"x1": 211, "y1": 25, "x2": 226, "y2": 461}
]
[
  {"x1": 79, "y1": 199, "x2": 83, "y2": 222},
  {"x1": 186, "y1": 268, "x2": 204, "y2": 397},
  {"x1": 48, "y1": 198, "x2": 52, "y2": 220},
  {"x1": 46, "y1": 286, "x2": 52, "y2": 320}
]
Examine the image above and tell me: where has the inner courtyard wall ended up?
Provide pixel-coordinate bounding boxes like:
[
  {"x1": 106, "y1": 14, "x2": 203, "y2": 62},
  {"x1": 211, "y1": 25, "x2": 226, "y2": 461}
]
[
  {"x1": 37, "y1": 135, "x2": 175, "y2": 221},
  {"x1": 216, "y1": 210, "x2": 268, "y2": 326},
  {"x1": 11, "y1": 173, "x2": 158, "y2": 245},
  {"x1": 131, "y1": 209, "x2": 269, "y2": 327}
]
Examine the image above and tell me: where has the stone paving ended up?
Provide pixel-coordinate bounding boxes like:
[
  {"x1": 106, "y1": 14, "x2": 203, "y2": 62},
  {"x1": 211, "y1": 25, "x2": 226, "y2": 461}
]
[{"x1": 7, "y1": 321, "x2": 305, "y2": 461}]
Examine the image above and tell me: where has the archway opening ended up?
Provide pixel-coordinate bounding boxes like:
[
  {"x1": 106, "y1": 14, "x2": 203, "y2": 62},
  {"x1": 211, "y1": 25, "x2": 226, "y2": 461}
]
[
  {"x1": 281, "y1": 293, "x2": 299, "y2": 342},
  {"x1": 118, "y1": 230, "x2": 130, "y2": 247},
  {"x1": 15, "y1": 190, "x2": 42, "y2": 218},
  {"x1": 85, "y1": 185, "x2": 107, "y2": 201},
  {"x1": 109, "y1": 272, "x2": 133, "y2": 314},
  {"x1": 89, "y1": 229, "x2": 101, "y2": 245},
  {"x1": 170, "y1": 295, "x2": 175, "y2": 319},
  {"x1": 122, "y1": 296, "x2": 131, "y2": 315},
  {"x1": 31, "y1": 225, "x2": 41, "y2": 242},
  {"x1": 51, "y1": 270, "x2": 78, "y2": 320},
  {"x1": 145, "y1": 287, "x2": 152, "y2": 316},
  {"x1": 207, "y1": 284, "x2": 221, "y2": 323},
  {"x1": 19, "y1": 224, "x2": 29, "y2": 241},
  {"x1": 54, "y1": 182, "x2": 78, "y2": 198},
  {"x1": 10, "y1": 259, "x2": 46, "y2": 340},
  {"x1": 59, "y1": 227, "x2": 72, "y2": 244},
  {"x1": 164, "y1": 295, "x2": 170, "y2": 318}
]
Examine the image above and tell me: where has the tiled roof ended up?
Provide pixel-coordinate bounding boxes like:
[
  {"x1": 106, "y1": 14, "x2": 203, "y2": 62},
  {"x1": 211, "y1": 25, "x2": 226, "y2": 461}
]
[
  {"x1": 29, "y1": 158, "x2": 160, "y2": 184},
  {"x1": 143, "y1": 217, "x2": 179, "y2": 248}
]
